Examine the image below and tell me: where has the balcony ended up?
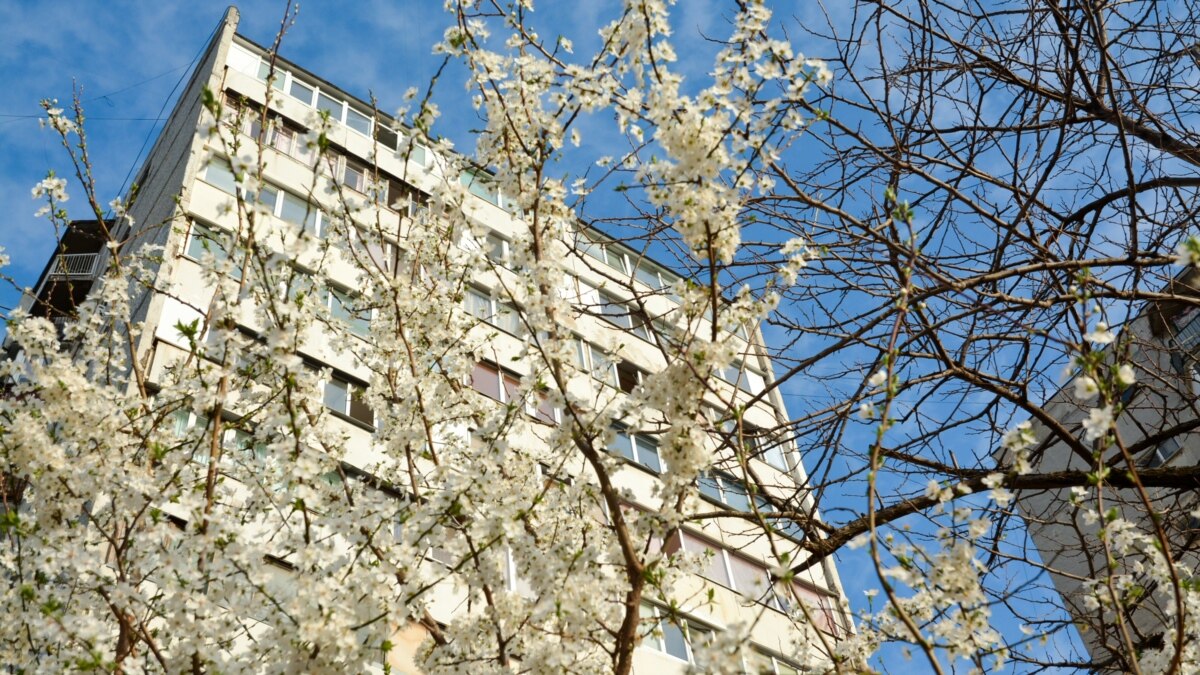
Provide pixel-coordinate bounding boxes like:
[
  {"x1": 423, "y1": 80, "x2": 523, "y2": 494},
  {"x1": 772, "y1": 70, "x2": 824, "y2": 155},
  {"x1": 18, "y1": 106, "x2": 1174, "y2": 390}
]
[{"x1": 48, "y1": 253, "x2": 101, "y2": 280}]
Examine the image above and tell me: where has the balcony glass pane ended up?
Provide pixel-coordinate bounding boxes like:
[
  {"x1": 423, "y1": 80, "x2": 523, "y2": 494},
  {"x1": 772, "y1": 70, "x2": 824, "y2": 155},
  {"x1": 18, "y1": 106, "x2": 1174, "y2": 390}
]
[
  {"x1": 288, "y1": 78, "x2": 314, "y2": 105},
  {"x1": 635, "y1": 435, "x2": 660, "y2": 473},
  {"x1": 316, "y1": 92, "x2": 343, "y2": 119},
  {"x1": 346, "y1": 108, "x2": 372, "y2": 135},
  {"x1": 608, "y1": 428, "x2": 635, "y2": 462},
  {"x1": 323, "y1": 378, "x2": 349, "y2": 414}
]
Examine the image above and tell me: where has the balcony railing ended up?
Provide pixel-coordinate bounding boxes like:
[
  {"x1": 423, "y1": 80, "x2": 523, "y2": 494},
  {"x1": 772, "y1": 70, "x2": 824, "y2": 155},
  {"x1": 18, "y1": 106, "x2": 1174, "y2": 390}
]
[{"x1": 48, "y1": 253, "x2": 100, "y2": 280}]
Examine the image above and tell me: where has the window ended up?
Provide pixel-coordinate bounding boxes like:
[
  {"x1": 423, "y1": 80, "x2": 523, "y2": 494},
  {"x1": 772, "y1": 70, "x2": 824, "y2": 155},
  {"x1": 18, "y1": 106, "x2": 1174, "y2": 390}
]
[
  {"x1": 608, "y1": 424, "x2": 661, "y2": 473},
  {"x1": 573, "y1": 338, "x2": 617, "y2": 387},
  {"x1": 202, "y1": 160, "x2": 238, "y2": 194},
  {"x1": 470, "y1": 361, "x2": 520, "y2": 405},
  {"x1": 341, "y1": 158, "x2": 370, "y2": 193},
  {"x1": 663, "y1": 529, "x2": 732, "y2": 588},
  {"x1": 752, "y1": 493, "x2": 806, "y2": 542},
  {"x1": 727, "y1": 421, "x2": 790, "y2": 471},
  {"x1": 639, "y1": 603, "x2": 712, "y2": 664},
  {"x1": 699, "y1": 472, "x2": 751, "y2": 511},
  {"x1": 347, "y1": 228, "x2": 399, "y2": 273},
  {"x1": 1175, "y1": 308, "x2": 1200, "y2": 351},
  {"x1": 374, "y1": 124, "x2": 399, "y2": 150},
  {"x1": 469, "y1": 361, "x2": 558, "y2": 424},
  {"x1": 717, "y1": 358, "x2": 766, "y2": 394},
  {"x1": 461, "y1": 170, "x2": 501, "y2": 206},
  {"x1": 464, "y1": 287, "x2": 523, "y2": 336},
  {"x1": 288, "y1": 78, "x2": 315, "y2": 105},
  {"x1": 1147, "y1": 437, "x2": 1182, "y2": 468},
  {"x1": 322, "y1": 372, "x2": 374, "y2": 427},
  {"x1": 280, "y1": 189, "x2": 318, "y2": 232},
  {"x1": 615, "y1": 360, "x2": 644, "y2": 394},
  {"x1": 699, "y1": 471, "x2": 803, "y2": 542},
  {"x1": 184, "y1": 223, "x2": 242, "y2": 280},
  {"x1": 385, "y1": 178, "x2": 429, "y2": 217},
  {"x1": 239, "y1": 109, "x2": 314, "y2": 166},
  {"x1": 665, "y1": 528, "x2": 815, "y2": 616},
  {"x1": 598, "y1": 292, "x2": 651, "y2": 341},
  {"x1": 485, "y1": 232, "x2": 511, "y2": 267},
  {"x1": 255, "y1": 60, "x2": 285, "y2": 91},
  {"x1": 316, "y1": 92, "x2": 343, "y2": 119},
  {"x1": 346, "y1": 108, "x2": 372, "y2": 136},
  {"x1": 581, "y1": 236, "x2": 627, "y2": 273},
  {"x1": 171, "y1": 410, "x2": 265, "y2": 471},
  {"x1": 747, "y1": 649, "x2": 805, "y2": 674},
  {"x1": 253, "y1": 184, "x2": 329, "y2": 236},
  {"x1": 251, "y1": 63, "x2": 371, "y2": 136},
  {"x1": 325, "y1": 287, "x2": 372, "y2": 337}
]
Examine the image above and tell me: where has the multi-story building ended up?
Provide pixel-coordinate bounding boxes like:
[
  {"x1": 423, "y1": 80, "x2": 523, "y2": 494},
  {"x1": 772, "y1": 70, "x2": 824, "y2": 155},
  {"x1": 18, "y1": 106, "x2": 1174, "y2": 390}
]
[
  {"x1": 1012, "y1": 271, "x2": 1200, "y2": 667},
  {"x1": 7, "y1": 7, "x2": 850, "y2": 672}
]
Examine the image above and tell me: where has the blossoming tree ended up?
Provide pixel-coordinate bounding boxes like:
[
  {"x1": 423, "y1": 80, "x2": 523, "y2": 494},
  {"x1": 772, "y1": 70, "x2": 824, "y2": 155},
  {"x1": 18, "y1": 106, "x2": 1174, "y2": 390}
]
[{"x1": 6, "y1": 0, "x2": 1200, "y2": 674}]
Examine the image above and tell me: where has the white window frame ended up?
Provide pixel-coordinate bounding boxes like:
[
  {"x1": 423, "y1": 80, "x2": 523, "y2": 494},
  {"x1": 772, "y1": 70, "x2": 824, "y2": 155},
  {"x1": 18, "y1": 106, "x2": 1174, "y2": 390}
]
[
  {"x1": 608, "y1": 424, "x2": 661, "y2": 473},
  {"x1": 638, "y1": 602, "x2": 711, "y2": 664},
  {"x1": 253, "y1": 59, "x2": 373, "y2": 138},
  {"x1": 464, "y1": 286, "x2": 523, "y2": 336},
  {"x1": 319, "y1": 371, "x2": 375, "y2": 428}
]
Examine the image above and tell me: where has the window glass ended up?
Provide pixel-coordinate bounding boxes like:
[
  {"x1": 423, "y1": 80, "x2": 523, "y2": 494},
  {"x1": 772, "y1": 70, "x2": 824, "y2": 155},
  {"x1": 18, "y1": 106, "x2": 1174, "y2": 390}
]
[
  {"x1": 256, "y1": 61, "x2": 285, "y2": 90},
  {"x1": 323, "y1": 377, "x2": 349, "y2": 413},
  {"x1": 316, "y1": 92, "x2": 342, "y2": 119},
  {"x1": 329, "y1": 289, "x2": 370, "y2": 336},
  {"x1": 661, "y1": 617, "x2": 689, "y2": 661},
  {"x1": 462, "y1": 171, "x2": 500, "y2": 205},
  {"x1": 279, "y1": 191, "x2": 317, "y2": 233},
  {"x1": 387, "y1": 178, "x2": 428, "y2": 216},
  {"x1": 635, "y1": 435, "x2": 661, "y2": 473},
  {"x1": 187, "y1": 224, "x2": 226, "y2": 263},
  {"x1": 288, "y1": 78, "x2": 314, "y2": 105},
  {"x1": 581, "y1": 239, "x2": 607, "y2": 265},
  {"x1": 605, "y1": 247, "x2": 627, "y2": 272},
  {"x1": 761, "y1": 439, "x2": 789, "y2": 471},
  {"x1": 495, "y1": 301, "x2": 522, "y2": 335},
  {"x1": 608, "y1": 427, "x2": 635, "y2": 462},
  {"x1": 721, "y1": 476, "x2": 752, "y2": 511},
  {"x1": 616, "y1": 360, "x2": 641, "y2": 393},
  {"x1": 535, "y1": 393, "x2": 557, "y2": 425},
  {"x1": 698, "y1": 474, "x2": 723, "y2": 503},
  {"x1": 472, "y1": 362, "x2": 502, "y2": 401},
  {"x1": 635, "y1": 263, "x2": 662, "y2": 289},
  {"x1": 346, "y1": 108, "x2": 372, "y2": 135},
  {"x1": 465, "y1": 288, "x2": 491, "y2": 321},
  {"x1": 375, "y1": 124, "x2": 398, "y2": 150},
  {"x1": 502, "y1": 371, "x2": 520, "y2": 404},
  {"x1": 343, "y1": 162, "x2": 367, "y2": 192},
  {"x1": 258, "y1": 185, "x2": 279, "y2": 213},
  {"x1": 203, "y1": 161, "x2": 238, "y2": 194},
  {"x1": 486, "y1": 232, "x2": 508, "y2": 265},
  {"x1": 349, "y1": 386, "x2": 374, "y2": 425},
  {"x1": 728, "y1": 553, "x2": 770, "y2": 601},
  {"x1": 682, "y1": 531, "x2": 731, "y2": 587},
  {"x1": 591, "y1": 345, "x2": 615, "y2": 385}
]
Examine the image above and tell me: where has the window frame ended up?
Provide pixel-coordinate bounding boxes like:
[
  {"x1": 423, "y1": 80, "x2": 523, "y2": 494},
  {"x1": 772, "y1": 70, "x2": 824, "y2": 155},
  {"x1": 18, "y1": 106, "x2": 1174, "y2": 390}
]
[
  {"x1": 638, "y1": 602, "x2": 713, "y2": 664},
  {"x1": 464, "y1": 286, "x2": 524, "y2": 337},
  {"x1": 608, "y1": 424, "x2": 662, "y2": 473},
  {"x1": 183, "y1": 221, "x2": 243, "y2": 280},
  {"x1": 319, "y1": 370, "x2": 375, "y2": 428}
]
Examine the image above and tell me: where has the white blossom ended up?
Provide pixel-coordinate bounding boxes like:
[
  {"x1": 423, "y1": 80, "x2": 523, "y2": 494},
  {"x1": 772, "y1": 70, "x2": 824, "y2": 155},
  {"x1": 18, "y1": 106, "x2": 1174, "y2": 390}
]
[
  {"x1": 1082, "y1": 405, "x2": 1115, "y2": 441},
  {"x1": 1085, "y1": 322, "x2": 1116, "y2": 345}
]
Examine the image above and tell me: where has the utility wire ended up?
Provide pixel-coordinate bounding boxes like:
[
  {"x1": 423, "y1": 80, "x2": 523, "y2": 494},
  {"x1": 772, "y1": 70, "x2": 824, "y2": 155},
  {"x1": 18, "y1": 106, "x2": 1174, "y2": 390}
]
[{"x1": 114, "y1": 19, "x2": 222, "y2": 201}]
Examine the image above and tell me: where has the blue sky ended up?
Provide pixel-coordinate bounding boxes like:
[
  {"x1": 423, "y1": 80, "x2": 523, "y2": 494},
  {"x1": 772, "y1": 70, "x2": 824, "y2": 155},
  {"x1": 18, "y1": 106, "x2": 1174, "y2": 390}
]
[{"x1": 0, "y1": 2, "x2": 1090, "y2": 671}]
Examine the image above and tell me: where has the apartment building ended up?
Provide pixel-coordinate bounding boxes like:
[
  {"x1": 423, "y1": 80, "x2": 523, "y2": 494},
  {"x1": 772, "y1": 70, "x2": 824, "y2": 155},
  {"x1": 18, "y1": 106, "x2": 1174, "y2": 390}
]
[
  {"x1": 8, "y1": 7, "x2": 850, "y2": 672},
  {"x1": 1011, "y1": 271, "x2": 1200, "y2": 664}
]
